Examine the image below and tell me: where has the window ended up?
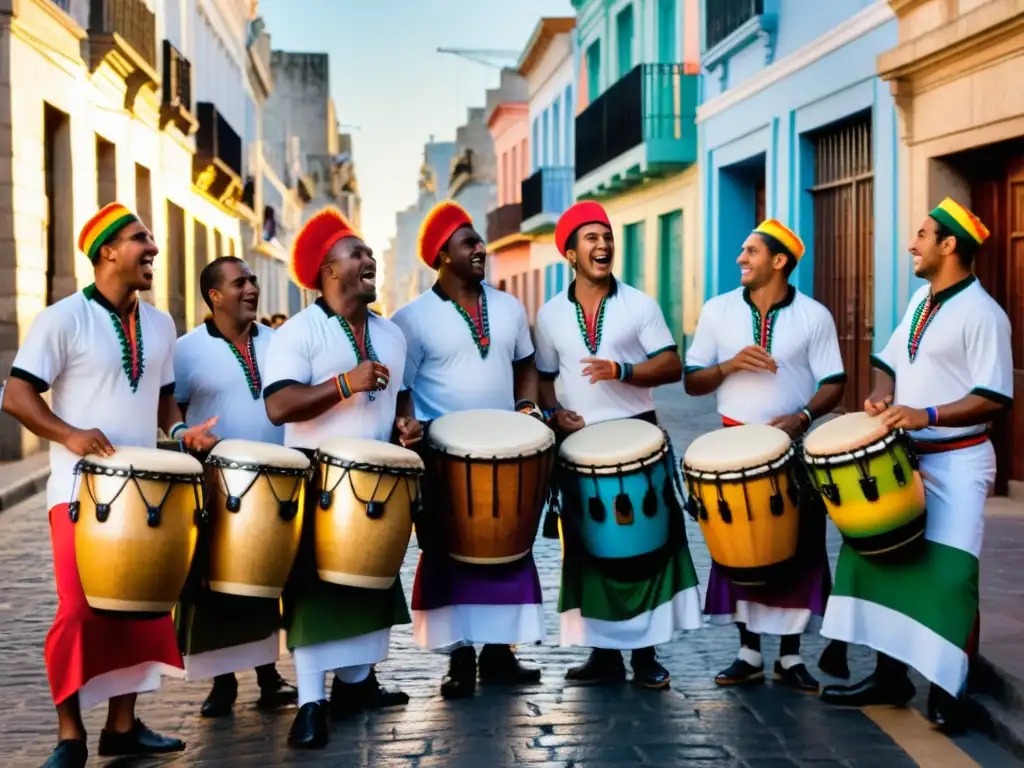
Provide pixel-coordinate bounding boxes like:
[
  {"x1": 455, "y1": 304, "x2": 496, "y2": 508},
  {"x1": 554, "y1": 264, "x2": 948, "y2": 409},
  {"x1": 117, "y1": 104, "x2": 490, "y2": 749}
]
[
  {"x1": 501, "y1": 152, "x2": 509, "y2": 205},
  {"x1": 658, "y1": 0, "x2": 676, "y2": 62},
  {"x1": 623, "y1": 221, "x2": 646, "y2": 290},
  {"x1": 521, "y1": 138, "x2": 528, "y2": 178},
  {"x1": 586, "y1": 40, "x2": 601, "y2": 103},
  {"x1": 532, "y1": 119, "x2": 539, "y2": 171},
  {"x1": 564, "y1": 85, "x2": 574, "y2": 165},
  {"x1": 552, "y1": 97, "x2": 561, "y2": 165},
  {"x1": 616, "y1": 4, "x2": 635, "y2": 78},
  {"x1": 542, "y1": 109, "x2": 550, "y2": 167},
  {"x1": 705, "y1": 0, "x2": 763, "y2": 52},
  {"x1": 658, "y1": 210, "x2": 683, "y2": 342},
  {"x1": 511, "y1": 145, "x2": 518, "y2": 202}
]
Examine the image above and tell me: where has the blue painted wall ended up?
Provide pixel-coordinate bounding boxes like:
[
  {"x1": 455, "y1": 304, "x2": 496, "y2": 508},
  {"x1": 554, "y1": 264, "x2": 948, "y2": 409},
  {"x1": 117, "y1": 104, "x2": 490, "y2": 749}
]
[{"x1": 698, "y1": 1, "x2": 907, "y2": 350}]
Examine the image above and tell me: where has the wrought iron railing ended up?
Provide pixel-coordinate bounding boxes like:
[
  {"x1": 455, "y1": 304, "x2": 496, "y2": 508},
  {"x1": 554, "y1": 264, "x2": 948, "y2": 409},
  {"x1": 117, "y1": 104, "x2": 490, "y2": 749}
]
[
  {"x1": 89, "y1": 0, "x2": 157, "y2": 70},
  {"x1": 486, "y1": 203, "x2": 523, "y2": 244},
  {"x1": 196, "y1": 103, "x2": 242, "y2": 178},
  {"x1": 705, "y1": 0, "x2": 763, "y2": 51},
  {"x1": 162, "y1": 40, "x2": 192, "y2": 112},
  {"x1": 521, "y1": 167, "x2": 573, "y2": 221}
]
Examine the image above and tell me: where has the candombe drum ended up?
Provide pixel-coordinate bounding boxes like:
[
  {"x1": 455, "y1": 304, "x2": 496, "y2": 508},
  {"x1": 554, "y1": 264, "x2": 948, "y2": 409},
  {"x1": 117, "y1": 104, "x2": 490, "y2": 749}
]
[
  {"x1": 204, "y1": 439, "x2": 310, "y2": 598},
  {"x1": 315, "y1": 437, "x2": 424, "y2": 588},
  {"x1": 682, "y1": 425, "x2": 799, "y2": 586},
  {"x1": 557, "y1": 419, "x2": 676, "y2": 562},
  {"x1": 802, "y1": 412, "x2": 926, "y2": 557},
  {"x1": 71, "y1": 446, "x2": 205, "y2": 615},
  {"x1": 426, "y1": 409, "x2": 555, "y2": 564}
]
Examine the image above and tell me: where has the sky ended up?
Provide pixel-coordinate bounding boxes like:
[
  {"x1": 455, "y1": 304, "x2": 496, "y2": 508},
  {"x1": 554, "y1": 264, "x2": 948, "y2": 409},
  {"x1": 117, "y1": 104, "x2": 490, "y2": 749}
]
[{"x1": 259, "y1": 0, "x2": 575, "y2": 259}]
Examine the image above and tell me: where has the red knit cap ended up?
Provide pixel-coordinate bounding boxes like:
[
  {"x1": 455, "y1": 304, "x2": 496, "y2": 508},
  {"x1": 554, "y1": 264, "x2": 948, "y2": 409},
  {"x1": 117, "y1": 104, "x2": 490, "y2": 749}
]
[
  {"x1": 555, "y1": 201, "x2": 611, "y2": 256},
  {"x1": 418, "y1": 201, "x2": 472, "y2": 269},
  {"x1": 290, "y1": 207, "x2": 358, "y2": 291}
]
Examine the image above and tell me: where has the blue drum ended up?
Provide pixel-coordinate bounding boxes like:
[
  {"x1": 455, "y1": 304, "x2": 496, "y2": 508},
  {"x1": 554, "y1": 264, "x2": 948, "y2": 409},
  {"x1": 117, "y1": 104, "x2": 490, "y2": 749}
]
[{"x1": 558, "y1": 419, "x2": 674, "y2": 561}]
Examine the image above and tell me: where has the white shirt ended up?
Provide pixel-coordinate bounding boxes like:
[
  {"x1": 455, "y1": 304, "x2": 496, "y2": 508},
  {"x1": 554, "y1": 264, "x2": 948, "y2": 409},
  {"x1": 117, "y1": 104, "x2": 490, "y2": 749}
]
[
  {"x1": 685, "y1": 286, "x2": 845, "y2": 425},
  {"x1": 391, "y1": 283, "x2": 534, "y2": 420},
  {"x1": 534, "y1": 278, "x2": 676, "y2": 425},
  {"x1": 262, "y1": 299, "x2": 407, "y2": 449},
  {"x1": 174, "y1": 320, "x2": 283, "y2": 444},
  {"x1": 872, "y1": 275, "x2": 1012, "y2": 442},
  {"x1": 10, "y1": 285, "x2": 178, "y2": 509}
]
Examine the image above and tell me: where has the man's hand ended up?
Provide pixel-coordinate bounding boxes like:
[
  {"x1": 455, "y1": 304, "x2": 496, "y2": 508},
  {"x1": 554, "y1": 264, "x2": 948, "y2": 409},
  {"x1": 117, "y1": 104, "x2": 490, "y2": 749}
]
[
  {"x1": 864, "y1": 393, "x2": 894, "y2": 416},
  {"x1": 881, "y1": 406, "x2": 929, "y2": 432},
  {"x1": 347, "y1": 360, "x2": 391, "y2": 394},
  {"x1": 553, "y1": 408, "x2": 586, "y2": 434},
  {"x1": 768, "y1": 412, "x2": 810, "y2": 440},
  {"x1": 182, "y1": 416, "x2": 219, "y2": 452},
  {"x1": 65, "y1": 427, "x2": 115, "y2": 457},
  {"x1": 581, "y1": 358, "x2": 618, "y2": 384},
  {"x1": 722, "y1": 345, "x2": 777, "y2": 375},
  {"x1": 395, "y1": 416, "x2": 423, "y2": 447}
]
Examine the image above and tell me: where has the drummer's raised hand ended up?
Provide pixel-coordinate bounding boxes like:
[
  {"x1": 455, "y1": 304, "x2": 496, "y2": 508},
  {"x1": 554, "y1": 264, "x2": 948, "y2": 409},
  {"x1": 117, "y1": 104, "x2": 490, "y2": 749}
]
[
  {"x1": 722, "y1": 345, "x2": 777, "y2": 375},
  {"x1": 182, "y1": 416, "x2": 219, "y2": 452},
  {"x1": 553, "y1": 408, "x2": 586, "y2": 435},
  {"x1": 65, "y1": 427, "x2": 115, "y2": 457},
  {"x1": 395, "y1": 416, "x2": 423, "y2": 447},
  {"x1": 347, "y1": 359, "x2": 390, "y2": 394},
  {"x1": 880, "y1": 405, "x2": 929, "y2": 432},
  {"x1": 581, "y1": 358, "x2": 619, "y2": 384}
]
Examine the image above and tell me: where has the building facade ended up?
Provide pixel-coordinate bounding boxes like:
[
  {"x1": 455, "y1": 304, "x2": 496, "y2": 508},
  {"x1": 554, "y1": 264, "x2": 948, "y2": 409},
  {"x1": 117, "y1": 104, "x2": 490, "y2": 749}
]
[
  {"x1": 573, "y1": 0, "x2": 702, "y2": 347},
  {"x1": 698, "y1": 0, "x2": 901, "y2": 410},
  {"x1": 448, "y1": 106, "x2": 498, "y2": 284},
  {"x1": 877, "y1": 0, "x2": 1024, "y2": 490}
]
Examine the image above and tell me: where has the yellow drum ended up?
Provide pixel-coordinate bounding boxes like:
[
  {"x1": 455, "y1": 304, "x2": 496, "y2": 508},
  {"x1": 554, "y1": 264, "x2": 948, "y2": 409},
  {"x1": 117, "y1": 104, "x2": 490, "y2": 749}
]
[
  {"x1": 803, "y1": 412, "x2": 926, "y2": 557},
  {"x1": 682, "y1": 425, "x2": 799, "y2": 586},
  {"x1": 204, "y1": 439, "x2": 310, "y2": 599},
  {"x1": 315, "y1": 437, "x2": 424, "y2": 589},
  {"x1": 72, "y1": 446, "x2": 204, "y2": 614}
]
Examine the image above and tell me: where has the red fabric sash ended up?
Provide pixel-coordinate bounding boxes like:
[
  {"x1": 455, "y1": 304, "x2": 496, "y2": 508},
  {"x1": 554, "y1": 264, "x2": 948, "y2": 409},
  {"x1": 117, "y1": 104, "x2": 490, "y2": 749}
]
[{"x1": 912, "y1": 432, "x2": 988, "y2": 455}]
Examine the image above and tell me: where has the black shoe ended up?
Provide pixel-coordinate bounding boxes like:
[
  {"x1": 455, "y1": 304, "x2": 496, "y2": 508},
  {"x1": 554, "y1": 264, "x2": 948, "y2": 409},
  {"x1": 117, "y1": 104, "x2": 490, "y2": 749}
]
[
  {"x1": 42, "y1": 739, "x2": 88, "y2": 768},
  {"x1": 820, "y1": 671, "x2": 916, "y2": 707},
  {"x1": 773, "y1": 660, "x2": 820, "y2": 693},
  {"x1": 256, "y1": 669, "x2": 298, "y2": 711},
  {"x1": 715, "y1": 655, "x2": 765, "y2": 687},
  {"x1": 200, "y1": 674, "x2": 238, "y2": 718},
  {"x1": 565, "y1": 648, "x2": 627, "y2": 685},
  {"x1": 287, "y1": 701, "x2": 329, "y2": 749},
  {"x1": 329, "y1": 668, "x2": 409, "y2": 719},
  {"x1": 441, "y1": 646, "x2": 477, "y2": 699},
  {"x1": 631, "y1": 647, "x2": 671, "y2": 689},
  {"x1": 928, "y1": 684, "x2": 967, "y2": 735},
  {"x1": 478, "y1": 644, "x2": 541, "y2": 685},
  {"x1": 818, "y1": 640, "x2": 851, "y2": 680},
  {"x1": 97, "y1": 719, "x2": 185, "y2": 757}
]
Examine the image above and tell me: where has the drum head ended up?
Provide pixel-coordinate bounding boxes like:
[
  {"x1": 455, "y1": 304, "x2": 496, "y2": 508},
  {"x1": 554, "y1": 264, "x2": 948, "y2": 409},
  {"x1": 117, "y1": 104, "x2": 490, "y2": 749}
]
[
  {"x1": 683, "y1": 425, "x2": 790, "y2": 473},
  {"x1": 208, "y1": 439, "x2": 310, "y2": 470},
  {"x1": 803, "y1": 412, "x2": 889, "y2": 458},
  {"x1": 318, "y1": 436, "x2": 425, "y2": 471},
  {"x1": 428, "y1": 409, "x2": 555, "y2": 460},
  {"x1": 82, "y1": 445, "x2": 203, "y2": 476},
  {"x1": 559, "y1": 419, "x2": 666, "y2": 474}
]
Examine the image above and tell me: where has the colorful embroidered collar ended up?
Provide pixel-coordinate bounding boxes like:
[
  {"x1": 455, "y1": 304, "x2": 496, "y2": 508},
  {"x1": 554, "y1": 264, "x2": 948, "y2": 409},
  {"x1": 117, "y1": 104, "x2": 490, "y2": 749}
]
[
  {"x1": 84, "y1": 283, "x2": 145, "y2": 392},
  {"x1": 742, "y1": 285, "x2": 795, "y2": 355},
  {"x1": 431, "y1": 283, "x2": 491, "y2": 358},
  {"x1": 567, "y1": 277, "x2": 618, "y2": 355},
  {"x1": 907, "y1": 275, "x2": 975, "y2": 363},
  {"x1": 205, "y1": 319, "x2": 262, "y2": 399}
]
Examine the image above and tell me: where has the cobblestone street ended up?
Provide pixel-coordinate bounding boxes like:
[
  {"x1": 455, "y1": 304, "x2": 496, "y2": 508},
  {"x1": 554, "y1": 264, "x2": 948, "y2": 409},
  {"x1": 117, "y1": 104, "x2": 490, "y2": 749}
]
[{"x1": 0, "y1": 390, "x2": 1019, "y2": 767}]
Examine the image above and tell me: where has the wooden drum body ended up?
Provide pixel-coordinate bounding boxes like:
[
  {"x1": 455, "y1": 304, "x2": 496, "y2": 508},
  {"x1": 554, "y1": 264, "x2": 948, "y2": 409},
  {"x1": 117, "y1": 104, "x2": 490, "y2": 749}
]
[
  {"x1": 803, "y1": 412, "x2": 926, "y2": 557},
  {"x1": 683, "y1": 425, "x2": 799, "y2": 586},
  {"x1": 426, "y1": 409, "x2": 555, "y2": 565},
  {"x1": 559, "y1": 419, "x2": 674, "y2": 561},
  {"x1": 205, "y1": 440, "x2": 310, "y2": 599},
  {"x1": 316, "y1": 437, "x2": 424, "y2": 589},
  {"x1": 72, "y1": 446, "x2": 204, "y2": 614}
]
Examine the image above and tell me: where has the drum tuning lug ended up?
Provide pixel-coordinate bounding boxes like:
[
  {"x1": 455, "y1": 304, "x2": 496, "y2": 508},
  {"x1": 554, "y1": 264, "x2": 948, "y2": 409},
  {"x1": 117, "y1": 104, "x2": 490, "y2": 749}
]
[
  {"x1": 908, "y1": 451, "x2": 920, "y2": 470},
  {"x1": 642, "y1": 488, "x2": 659, "y2": 518},
  {"x1": 717, "y1": 499, "x2": 732, "y2": 524},
  {"x1": 893, "y1": 462, "x2": 907, "y2": 486},
  {"x1": 95, "y1": 503, "x2": 111, "y2": 523},
  {"x1": 822, "y1": 484, "x2": 841, "y2": 505},
  {"x1": 859, "y1": 477, "x2": 880, "y2": 503},
  {"x1": 146, "y1": 505, "x2": 162, "y2": 528},
  {"x1": 588, "y1": 497, "x2": 607, "y2": 523},
  {"x1": 319, "y1": 491, "x2": 332, "y2": 510},
  {"x1": 787, "y1": 481, "x2": 800, "y2": 505},
  {"x1": 699, "y1": 501, "x2": 709, "y2": 522},
  {"x1": 68, "y1": 502, "x2": 80, "y2": 523},
  {"x1": 614, "y1": 494, "x2": 634, "y2": 525},
  {"x1": 278, "y1": 500, "x2": 298, "y2": 521},
  {"x1": 770, "y1": 492, "x2": 785, "y2": 518},
  {"x1": 226, "y1": 495, "x2": 242, "y2": 513},
  {"x1": 365, "y1": 501, "x2": 385, "y2": 520}
]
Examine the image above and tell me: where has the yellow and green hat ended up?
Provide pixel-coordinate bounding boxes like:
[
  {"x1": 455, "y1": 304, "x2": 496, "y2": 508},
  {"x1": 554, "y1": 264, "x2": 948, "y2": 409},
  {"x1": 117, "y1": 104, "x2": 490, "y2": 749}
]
[
  {"x1": 753, "y1": 219, "x2": 805, "y2": 262},
  {"x1": 929, "y1": 197, "x2": 990, "y2": 246},
  {"x1": 78, "y1": 203, "x2": 140, "y2": 263}
]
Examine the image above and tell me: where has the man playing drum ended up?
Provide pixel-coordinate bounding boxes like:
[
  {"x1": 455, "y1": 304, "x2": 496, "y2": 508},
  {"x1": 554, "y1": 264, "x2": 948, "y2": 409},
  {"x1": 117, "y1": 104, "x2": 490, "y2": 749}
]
[
  {"x1": 174, "y1": 256, "x2": 297, "y2": 718},
  {"x1": 262, "y1": 207, "x2": 422, "y2": 749},
  {"x1": 820, "y1": 198, "x2": 1011, "y2": 733},
  {"x1": 2, "y1": 203, "x2": 218, "y2": 767},
  {"x1": 391, "y1": 200, "x2": 545, "y2": 699},
  {"x1": 533, "y1": 201, "x2": 702, "y2": 688},
  {"x1": 684, "y1": 219, "x2": 848, "y2": 693}
]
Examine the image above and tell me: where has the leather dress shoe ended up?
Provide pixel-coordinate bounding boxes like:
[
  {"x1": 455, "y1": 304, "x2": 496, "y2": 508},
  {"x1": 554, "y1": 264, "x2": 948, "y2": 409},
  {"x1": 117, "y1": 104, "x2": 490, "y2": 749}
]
[
  {"x1": 330, "y1": 668, "x2": 409, "y2": 719},
  {"x1": 256, "y1": 671, "x2": 298, "y2": 711},
  {"x1": 715, "y1": 657, "x2": 765, "y2": 687},
  {"x1": 441, "y1": 646, "x2": 477, "y2": 699},
  {"x1": 817, "y1": 640, "x2": 851, "y2": 680},
  {"x1": 478, "y1": 644, "x2": 541, "y2": 684},
  {"x1": 773, "y1": 660, "x2": 820, "y2": 693},
  {"x1": 200, "y1": 674, "x2": 238, "y2": 718},
  {"x1": 820, "y1": 671, "x2": 916, "y2": 707},
  {"x1": 97, "y1": 719, "x2": 185, "y2": 757},
  {"x1": 288, "y1": 700, "x2": 329, "y2": 749},
  {"x1": 928, "y1": 684, "x2": 967, "y2": 735},
  {"x1": 565, "y1": 648, "x2": 627, "y2": 685},
  {"x1": 631, "y1": 647, "x2": 670, "y2": 689},
  {"x1": 42, "y1": 739, "x2": 88, "y2": 768}
]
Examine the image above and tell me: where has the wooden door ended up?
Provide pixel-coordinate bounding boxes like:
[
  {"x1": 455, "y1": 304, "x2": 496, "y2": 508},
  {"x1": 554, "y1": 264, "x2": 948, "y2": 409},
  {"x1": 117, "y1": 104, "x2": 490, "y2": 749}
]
[
  {"x1": 754, "y1": 176, "x2": 766, "y2": 226},
  {"x1": 810, "y1": 115, "x2": 875, "y2": 413}
]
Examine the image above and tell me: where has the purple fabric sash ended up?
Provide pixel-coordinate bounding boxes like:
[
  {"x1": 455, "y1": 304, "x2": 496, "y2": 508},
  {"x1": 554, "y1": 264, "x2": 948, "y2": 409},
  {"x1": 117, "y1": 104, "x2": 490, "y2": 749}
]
[{"x1": 411, "y1": 552, "x2": 543, "y2": 611}]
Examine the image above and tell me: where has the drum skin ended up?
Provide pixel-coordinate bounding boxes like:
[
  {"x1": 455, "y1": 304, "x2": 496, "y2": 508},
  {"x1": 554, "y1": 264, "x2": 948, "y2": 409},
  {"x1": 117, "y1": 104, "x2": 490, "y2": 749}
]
[{"x1": 74, "y1": 449, "x2": 203, "y2": 614}]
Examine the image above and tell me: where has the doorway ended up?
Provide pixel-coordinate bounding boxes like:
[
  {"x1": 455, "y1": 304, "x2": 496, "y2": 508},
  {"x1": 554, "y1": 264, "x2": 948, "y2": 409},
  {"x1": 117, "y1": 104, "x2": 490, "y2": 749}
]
[{"x1": 43, "y1": 105, "x2": 74, "y2": 305}]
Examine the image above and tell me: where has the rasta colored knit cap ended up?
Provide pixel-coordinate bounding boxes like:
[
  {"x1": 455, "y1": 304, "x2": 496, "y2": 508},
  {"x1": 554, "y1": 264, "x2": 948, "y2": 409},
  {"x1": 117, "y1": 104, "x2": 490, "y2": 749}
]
[
  {"x1": 78, "y1": 203, "x2": 141, "y2": 263},
  {"x1": 930, "y1": 198, "x2": 990, "y2": 246},
  {"x1": 753, "y1": 219, "x2": 805, "y2": 262},
  {"x1": 290, "y1": 206, "x2": 359, "y2": 291},
  {"x1": 418, "y1": 200, "x2": 472, "y2": 269},
  {"x1": 555, "y1": 201, "x2": 611, "y2": 256}
]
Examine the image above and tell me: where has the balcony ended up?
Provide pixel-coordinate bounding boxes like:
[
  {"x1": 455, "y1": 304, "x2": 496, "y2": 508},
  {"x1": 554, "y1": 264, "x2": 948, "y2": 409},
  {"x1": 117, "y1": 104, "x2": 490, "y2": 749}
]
[
  {"x1": 160, "y1": 40, "x2": 197, "y2": 135},
  {"x1": 486, "y1": 203, "x2": 523, "y2": 247},
  {"x1": 88, "y1": 0, "x2": 158, "y2": 102},
  {"x1": 520, "y1": 166, "x2": 573, "y2": 234},
  {"x1": 706, "y1": 0, "x2": 763, "y2": 51},
  {"x1": 702, "y1": 0, "x2": 776, "y2": 75},
  {"x1": 193, "y1": 103, "x2": 243, "y2": 208},
  {"x1": 574, "y1": 63, "x2": 698, "y2": 200}
]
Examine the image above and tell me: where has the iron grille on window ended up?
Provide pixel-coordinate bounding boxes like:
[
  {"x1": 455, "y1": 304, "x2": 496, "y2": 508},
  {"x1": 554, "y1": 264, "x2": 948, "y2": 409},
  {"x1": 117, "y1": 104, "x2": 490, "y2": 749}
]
[
  {"x1": 162, "y1": 40, "x2": 192, "y2": 111},
  {"x1": 705, "y1": 0, "x2": 763, "y2": 51},
  {"x1": 196, "y1": 102, "x2": 243, "y2": 178},
  {"x1": 89, "y1": 0, "x2": 157, "y2": 69}
]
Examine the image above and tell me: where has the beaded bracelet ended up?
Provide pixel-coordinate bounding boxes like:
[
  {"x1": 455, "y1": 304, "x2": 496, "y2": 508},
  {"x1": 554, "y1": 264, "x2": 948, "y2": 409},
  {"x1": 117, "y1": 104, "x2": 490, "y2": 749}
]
[
  {"x1": 801, "y1": 407, "x2": 813, "y2": 424},
  {"x1": 335, "y1": 374, "x2": 353, "y2": 400},
  {"x1": 927, "y1": 406, "x2": 939, "y2": 426}
]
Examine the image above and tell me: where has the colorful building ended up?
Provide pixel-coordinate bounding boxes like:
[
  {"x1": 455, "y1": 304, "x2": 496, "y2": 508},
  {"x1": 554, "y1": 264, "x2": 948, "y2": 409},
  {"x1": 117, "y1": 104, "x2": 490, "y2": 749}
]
[
  {"x1": 573, "y1": 0, "x2": 702, "y2": 347},
  {"x1": 697, "y1": 0, "x2": 901, "y2": 411}
]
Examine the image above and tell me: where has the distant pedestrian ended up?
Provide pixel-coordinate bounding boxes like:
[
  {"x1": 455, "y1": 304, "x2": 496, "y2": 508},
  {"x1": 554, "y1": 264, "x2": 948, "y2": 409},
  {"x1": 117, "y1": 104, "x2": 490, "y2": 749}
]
[{"x1": 271, "y1": 313, "x2": 288, "y2": 328}]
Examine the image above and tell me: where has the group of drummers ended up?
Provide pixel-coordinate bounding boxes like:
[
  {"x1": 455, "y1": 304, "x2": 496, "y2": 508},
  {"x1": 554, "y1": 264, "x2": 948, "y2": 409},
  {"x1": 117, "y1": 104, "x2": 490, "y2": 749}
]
[{"x1": 1, "y1": 191, "x2": 1011, "y2": 767}]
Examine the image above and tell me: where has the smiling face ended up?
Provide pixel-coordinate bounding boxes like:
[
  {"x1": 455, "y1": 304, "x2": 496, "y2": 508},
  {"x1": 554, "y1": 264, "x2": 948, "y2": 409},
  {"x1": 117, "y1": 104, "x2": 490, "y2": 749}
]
[
  {"x1": 442, "y1": 225, "x2": 486, "y2": 282},
  {"x1": 324, "y1": 235, "x2": 377, "y2": 303},
  {"x1": 737, "y1": 233, "x2": 789, "y2": 289},
  {"x1": 908, "y1": 216, "x2": 954, "y2": 279},
  {"x1": 567, "y1": 222, "x2": 614, "y2": 281},
  {"x1": 209, "y1": 259, "x2": 260, "y2": 323},
  {"x1": 98, "y1": 220, "x2": 159, "y2": 291}
]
